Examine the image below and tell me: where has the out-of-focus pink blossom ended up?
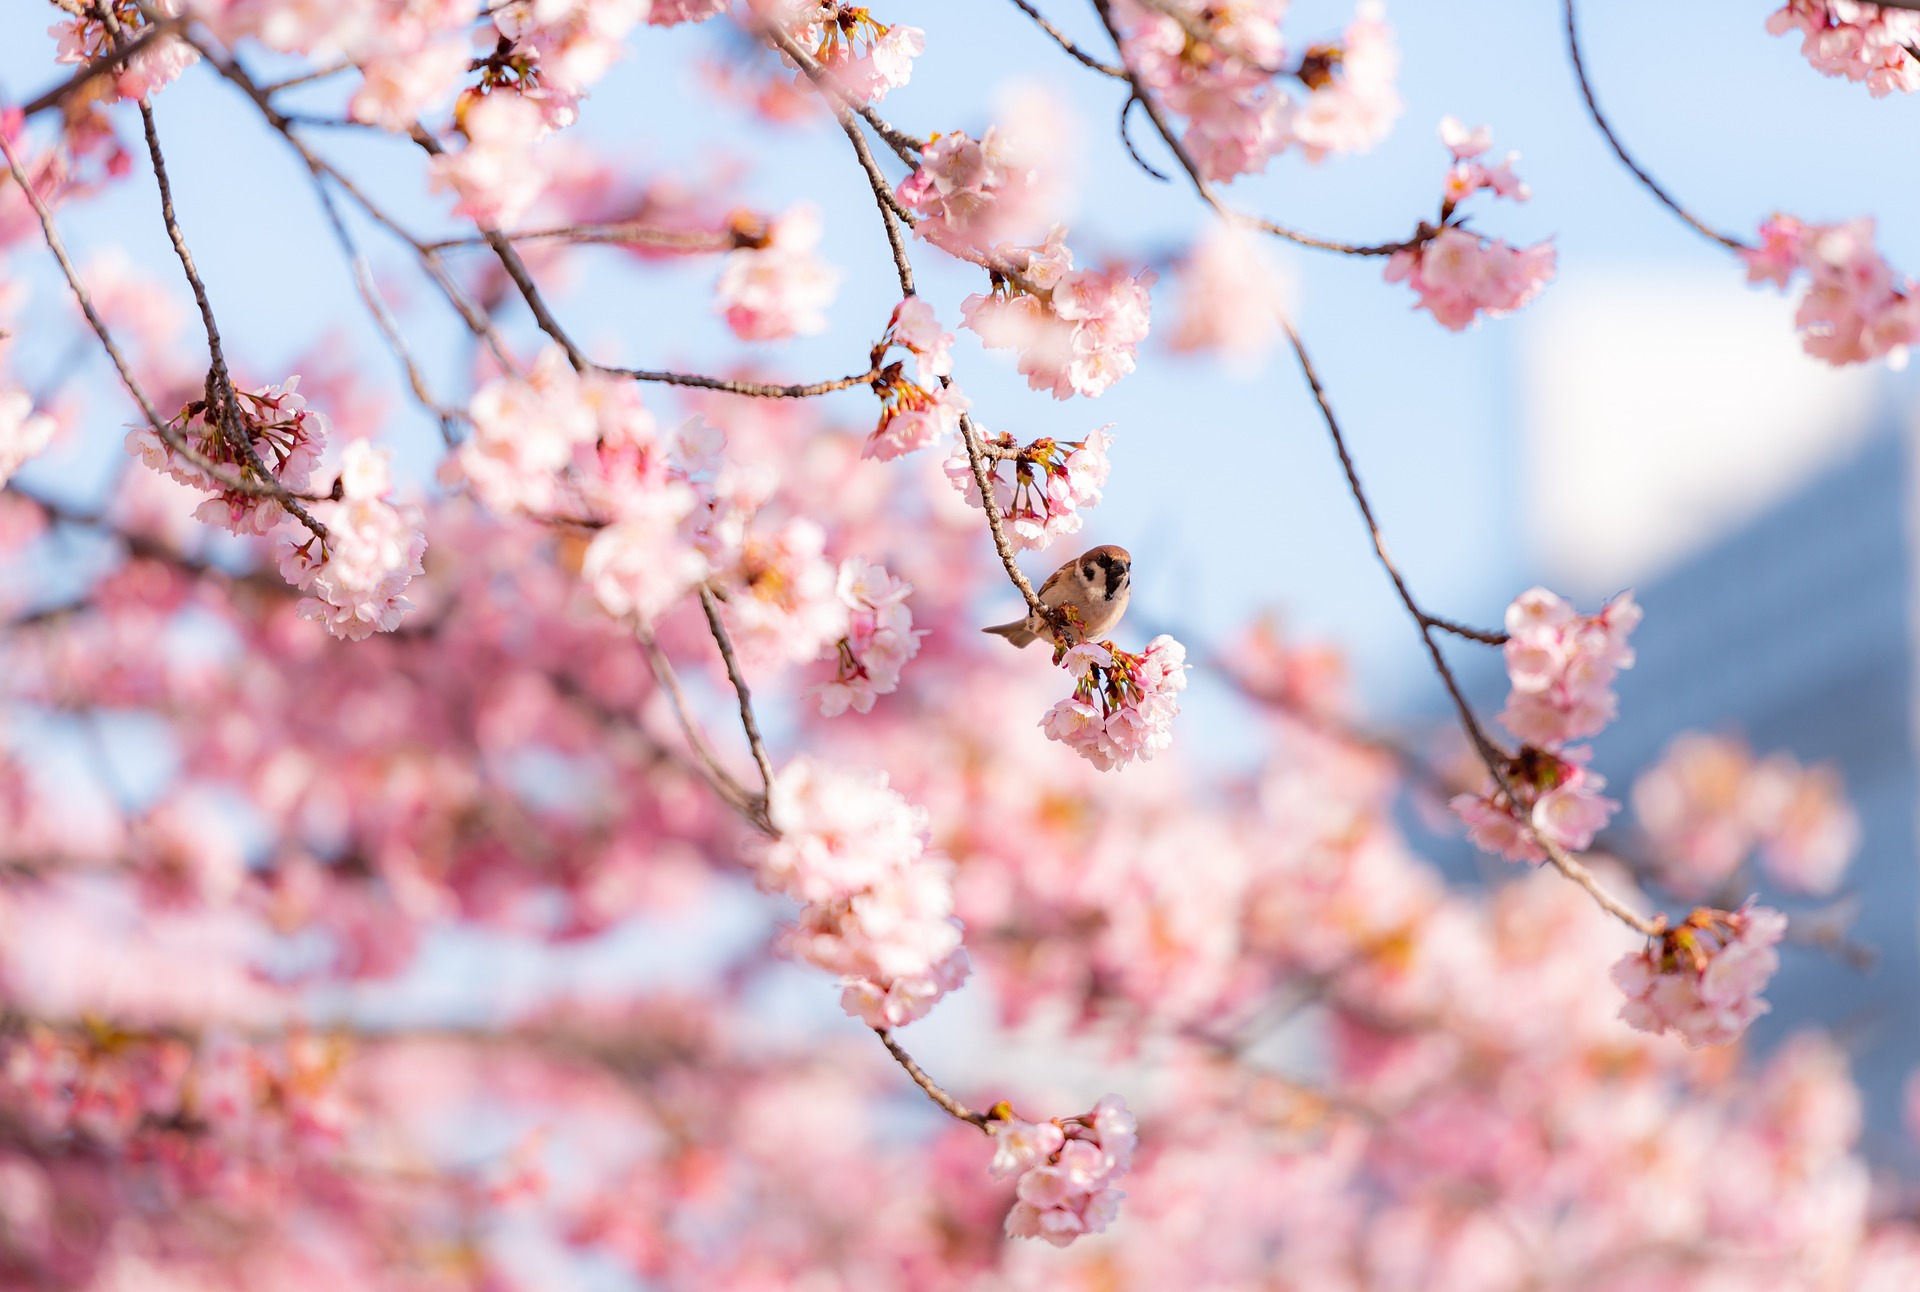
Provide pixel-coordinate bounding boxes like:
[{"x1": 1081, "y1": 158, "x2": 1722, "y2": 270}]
[
  {"x1": 962, "y1": 236, "x2": 1155, "y2": 400},
  {"x1": 1289, "y1": 4, "x2": 1402, "y2": 162},
  {"x1": 754, "y1": 759, "x2": 969, "y2": 1026},
  {"x1": 994, "y1": 1094, "x2": 1136, "y2": 1246},
  {"x1": 1452, "y1": 746, "x2": 1617, "y2": 864},
  {"x1": 429, "y1": 93, "x2": 550, "y2": 228},
  {"x1": 1611, "y1": 903, "x2": 1788, "y2": 1047},
  {"x1": 650, "y1": 0, "x2": 726, "y2": 24},
  {"x1": 1042, "y1": 635, "x2": 1188, "y2": 770},
  {"x1": 943, "y1": 426, "x2": 1113, "y2": 552},
  {"x1": 811, "y1": 559, "x2": 923, "y2": 716},
  {"x1": 448, "y1": 345, "x2": 597, "y2": 514},
  {"x1": 278, "y1": 441, "x2": 427, "y2": 640},
  {"x1": 1742, "y1": 213, "x2": 1920, "y2": 367},
  {"x1": 714, "y1": 204, "x2": 842, "y2": 341},
  {"x1": 1385, "y1": 227, "x2": 1555, "y2": 331},
  {"x1": 1768, "y1": 1, "x2": 1920, "y2": 95},
  {"x1": 582, "y1": 487, "x2": 708, "y2": 624},
  {"x1": 1166, "y1": 224, "x2": 1292, "y2": 363},
  {"x1": 0, "y1": 389, "x2": 55, "y2": 490},
  {"x1": 784, "y1": 5, "x2": 924, "y2": 104},
  {"x1": 896, "y1": 128, "x2": 1055, "y2": 256},
  {"x1": 1635, "y1": 733, "x2": 1861, "y2": 898}
]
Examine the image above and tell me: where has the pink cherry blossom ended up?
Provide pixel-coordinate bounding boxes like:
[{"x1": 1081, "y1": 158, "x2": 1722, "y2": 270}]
[
  {"x1": 1042, "y1": 634, "x2": 1189, "y2": 770},
  {"x1": 1497, "y1": 586, "x2": 1641, "y2": 750},
  {"x1": 995, "y1": 1094, "x2": 1136, "y2": 1246},
  {"x1": 1768, "y1": 1, "x2": 1920, "y2": 96},
  {"x1": 277, "y1": 441, "x2": 427, "y2": 640},
  {"x1": 962, "y1": 242, "x2": 1155, "y2": 400},
  {"x1": 124, "y1": 375, "x2": 330, "y2": 537},
  {"x1": 714, "y1": 204, "x2": 843, "y2": 341},
  {"x1": 0, "y1": 388, "x2": 55, "y2": 489},
  {"x1": 943, "y1": 426, "x2": 1113, "y2": 551},
  {"x1": 1452, "y1": 746, "x2": 1618, "y2": 864},
  {"x1": 429, "y1": 92, "x2": 550, "y2": 229},
  {"x1": 1289, "y1": 4, "x2": 1402, "y2": 162},
  {"x1": 811, "y1": 558, "x2": 923, "y2": 716},
  {"x1": 1742, "y1": 213, "x2": 1920, "y2": 366},
  {"x1": 896, "y1": 128, "x2": 1055, "y2": 256},
  {"x1": 50, "y1": 0, "x2": 200, "y2": 103},
  {"x1": 1166, "y1": 224, "x2": 1292, "y2": 363},
  {"x1": 1385, "y1": 227, "x2": 1556, "y2": 331},
  {"x1": 1611, "y1": 903, "x2": 1789, "y2": 1047}
]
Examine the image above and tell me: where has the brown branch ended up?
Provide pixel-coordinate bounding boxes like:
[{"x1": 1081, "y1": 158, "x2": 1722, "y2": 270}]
[
  {"x1": 1005, "y1": 0, "x2": 1127, "y2": 77},
  {"x1": 1562, "y1": 0, "x2": 1745, "y2": 251},
  {"x1": 420, "y1": 223, "x2": 736, "y2": 254},
  {"x1": 957, "y1": 414, "x2": 1050, "y2": 622},
  {"x1": 632, "y1": 622, "x2": 767, "y2": 829},
  {"x1": 874, "y1": 1029, "x2": 992, "y2": 1131},
  {"x1": 697, "y1": 586, "x2": 776, "y2": 801}
]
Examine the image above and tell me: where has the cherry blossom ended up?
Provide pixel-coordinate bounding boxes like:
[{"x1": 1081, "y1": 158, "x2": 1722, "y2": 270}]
[
  {"x1": 1611, "y1": 903, "x2": 1789, "y2": 1047},
  {"x1": 943, "y1": 425, "x2": 1113, "y2": 551},
  {"x1": 714, "y1": 204, "x2": 843, "y2": 341},
  {"x1": 1452, "y1": 745, "x2": 1618, "y2": 863},
  {"x1": 0, "y1": 388, "x2": 55, "y2": 489},
  {"x1": 1742, "y1": 213, "x2": 1920, "y2": 367},
  {"x1": 992, "y1": 1095, "x2": 1136, "y2": 1246},
  {"x1": 49, "y1": 0, "x2": 200, "y2": 103},
  {"x1": 811, "y1": 558, "x2": 922, "y2": 715},
  {"x1": 1497, "y1": 586, "x2": 1641, "y2": 751},
  {"x1": 962, "y1": 236, "x2": 1156, "y2": 400},
  {"x1": 864, "y1": 298, "x2": 968, "y2": 459},
  {"x1": 1768, "y1": 1, "x2": 1920, "y2": 96},
  {"x1": 277, "y1": 440, "x2": 427, "y2": 640},
  {"x1": 1042, "y1": 635, "x2": 1189, "y2": 770},
  {"x1": 429, "y1": 91, "x2": 551, "y2": 228},
  {"x1": 124, "y1": 374, "x2": 329, "y2": 536},
  {"x1": 782, "y1": 4, "x2": 925, "y2": 103},
  {"x1": 1166, "y1": 224, "x2": 1292, "y2": 364},
  {"x1": 896, "y1": 128, "x2": 1055, "y2": 257}
]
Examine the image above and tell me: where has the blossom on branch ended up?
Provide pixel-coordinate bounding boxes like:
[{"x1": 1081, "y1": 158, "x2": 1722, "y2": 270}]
[
  {"x1": 942, "y1": 425, "x2": 1112, "y2": 552},
  {"x1": 1041, "y1": 636, "x2": 1188, "y2": 770},
  {"x1": 990, "y1": 1094, "x2": 1136, "y2": 1246},
  {"x1": 1743, "y1": 213, "x2": 1920, "y2": 367},
  {"x1": 277, "y1": 440, "x2": 427, "y2": 640},
  {"x1": 50, "y1": 0, "x2": 200, "y2": 103},
  {"x1": 755, "y1": 759, "x2": 970, "y2": 1028},
  {"x1": 1767, "y1": 1, "x2": 1920, "y2": 96},
  {"x1": 125, "y1": 374, "x2": 329, "y2": 536},
  {"x1": 1611, "y1": 903, "x2": 1789, "y2": 1047},
  {"x1": 0, "y1": 388, "x2": 55, "y2": 490},
  {"x1": 863, "y1": 298, "x2": 967, "y2": 459},
  {"x1": 714, "y1": 204, "x2": 842, "y2": 342},
  {"x1": 962, "y1": 230, "x2": 1156, "y2": 400}
]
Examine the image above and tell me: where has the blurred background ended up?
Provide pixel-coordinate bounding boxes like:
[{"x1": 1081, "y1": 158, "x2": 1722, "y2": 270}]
[{"x1": 5, "y1": 0, "x2": 1920, "y2": 1185}]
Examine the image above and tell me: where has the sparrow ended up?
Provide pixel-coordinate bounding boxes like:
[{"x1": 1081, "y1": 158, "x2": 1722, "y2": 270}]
[{"x1": 982, "y1": 544, "x2": 1132, "y2": 649}]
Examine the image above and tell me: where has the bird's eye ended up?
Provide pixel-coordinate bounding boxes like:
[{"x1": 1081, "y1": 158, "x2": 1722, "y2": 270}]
[{"x1": 1082, "y1": 564, "x2": 1095, "y2": 579}]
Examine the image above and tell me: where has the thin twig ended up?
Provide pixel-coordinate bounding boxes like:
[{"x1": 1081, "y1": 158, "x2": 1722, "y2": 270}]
[
  {"x1": 697, "y1": 586, "x2": 776, "y2": 800},
  {"x1": 1005, "y1": 0, "x2": 1127, "y2": 77},
  {"x1": 632, "y1": 622, "x2": 765, "y2": 827},
  {"x1": 1538, "y1": 838, "x2": 1661, "y2": 937},
  {"x1": 1562, "y1": 0, "x2": 1745, "y2": 251},
  {"x1": 256, "y1": 60, "x2": 353, "y2": 94},
  {"x1": 420, "y1": 223, "x2": 737, "y2": 254},
  {"x1": 1118, "y1": 95, "x2": 1171, "y2": 182},
  {"x1": 957, "y1": 413, "x2": 1050, "y2": 622},
  {"x1": 874, "y1": 1030, "x2": 992, "y2": 1131}
]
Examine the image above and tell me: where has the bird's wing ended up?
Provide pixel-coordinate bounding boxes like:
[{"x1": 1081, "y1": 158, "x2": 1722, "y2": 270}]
[{"x1": 1036, "y1": 559, "x2": 1074, "y2": 600}]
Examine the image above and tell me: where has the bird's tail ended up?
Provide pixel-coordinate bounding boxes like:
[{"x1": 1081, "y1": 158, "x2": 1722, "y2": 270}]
[{"x1": 982, "y1": 620, "x2": 1038, "y2": 648}]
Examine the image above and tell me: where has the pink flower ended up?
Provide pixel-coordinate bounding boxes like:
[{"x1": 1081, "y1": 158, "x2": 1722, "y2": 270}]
[
  {"x1": 1612, "y1": 904, "x2": 1789, "y2": 1047},
  {"x1": 1452, "y1": 747, "x2": 1617, "y2": 864},
  {"x1": 429, "y1": 92, "x2": 549, "y2": 229},
  {"x1": 1768, "y1": 1, "x2": 1920, "y2": 96},
  {"x1": 0, "y1": 389, "x2": 55, "y2": 489},
  {"x1": 650, "y1": 0, "x2": 725, "y2": 21},
  {"x1": 755, "y1": 759, "x2": 968, "y2": 1026},
  {"x1": 50, "y1": 0, "x2": 199, "y2": 102},
  {"x1": 1496, "y1": 587, "x2": 1640, "y2": 750},
  {"x1": 1743, "y1": 213, "x2": 1920, "y2": 366},
  {"x1": 896, "y1": 128, "x2": 1054, "y2": 256},
  {"x1": 1043, "y1": 634, "x2": 1188, "y2": 771},
  {"x1": 1385, "y1": 228, "x2": 1556, "y2": 331},
  {"x1": 448, "y1": 346, "x2": 598, "y2": 515},
  {"x1": 1289, "y1": 3, "x2": 1402, "y2": 162},
  {"x1": 810, "y1": 558, "x2": 924, "y2": 716},
  {"x1": 962, "y1": 241, "x2": 1155, "y2": 400},
  {"x1": 714, "y1": 205, "x2": 842, "y2": 341},
  {"x1": 944, "y1": 426, "x2": 1114, "y2": 552},
  {"x1": 1166, "y1": 225, "x2": 1292, "y2": 363},
  {"x1": 277, "y1": 441, "x2": 427, "y2": 640},
  {"x1": 996, "y1": 1094, "x2": 1136, "y2": 1247},
  {"x1": 124, "y1": 375, "x2": 330, "y2": 537},
  {"x1": 582, "y1": 488, "x2": 708, "y2": 625}
]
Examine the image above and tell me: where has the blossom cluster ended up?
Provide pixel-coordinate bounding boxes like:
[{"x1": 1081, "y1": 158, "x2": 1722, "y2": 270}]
[
  {"x1": 811, "y1": 559, "x2": 922, "y2": 716},
  {"x1": 961, "y1": 229, "x2": 1156, "y2": 400},
  {"x1": 783, "y1": 2, "x2": 925, "y2": 104},
  {"x1": 1767, "y1": 1, "x2": 1920, "y2": 96},
  {"x1": 943, "y1": 425, "x2": 1112, "y2": 551},
  {"x1": 429, "y1": 91, "x2": 551, "y2": 229},
  {"x1": 989, "y1": 1095, "x2": 1137, "y2": 1246},
  {"x1": 125, "y1": 375, "x2": 329, "y2": 537},
  {"x1": 1041, "y1": 636, "x2": 1189, "y2": 771},
  {"x1": 863, "y1": 297, "x2": 966, "y2": 460},
  {"x1": 756, "y1": 759, "x2": 970, "y2": 1029},
  {"x1": 0, "y1": 386, "x2": 56, "y2": 490},
  {"x1": 1452, "y1": 588, "x2": 1640, "y2": 861},
  {"x1": 714, "y1": 204, "x2": 843, "y2": 342},
  {"x1": 1633, "y1": 732, "x2": 1861, "y2": 898},
  {"x1": 1611, "y1": 903, "x2": 1790, "y2": 1048},
  {"x1": 278, "y1": 441, "x2": 428, "y2": 641},
  {"x1": 1385, "y1": 119, "x2": 1555, "y2": 330},
  {"x1": 1110, "y1": 0, "x2": 1400, "y2": 182},
  {"x1": 49, "y1": 0, "x2": 199, "y2": 103},
  {"x1": 1743, "y1": 213, "x2": 1919, "y2": 366},
  {"x1": 895, "y1": 127, "x2": 1054, "y2": 258}
]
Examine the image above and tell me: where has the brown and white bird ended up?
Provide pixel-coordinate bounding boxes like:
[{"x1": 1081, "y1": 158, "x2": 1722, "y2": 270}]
[{"x1": 982, "y1": 544, "x2": 1132, "y2": 649}]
